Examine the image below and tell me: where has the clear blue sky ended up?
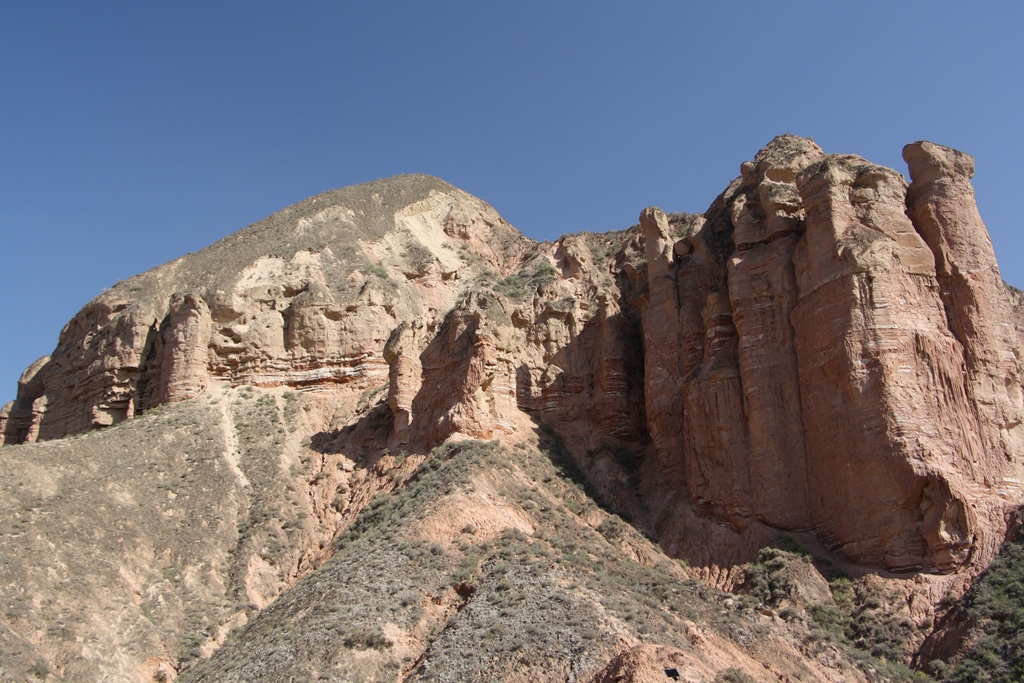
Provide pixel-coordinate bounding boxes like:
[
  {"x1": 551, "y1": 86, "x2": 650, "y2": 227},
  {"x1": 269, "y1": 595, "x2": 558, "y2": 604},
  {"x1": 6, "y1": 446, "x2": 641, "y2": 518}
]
[{"x1": 2, "y1": 2, "x2": 1022, "y2": 406}]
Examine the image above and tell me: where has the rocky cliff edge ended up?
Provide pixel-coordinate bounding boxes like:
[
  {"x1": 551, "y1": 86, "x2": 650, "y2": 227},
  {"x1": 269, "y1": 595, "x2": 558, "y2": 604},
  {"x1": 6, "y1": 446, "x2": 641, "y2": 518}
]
[{"x1": 2, "y1": 137, "x2": 1023, "y2": 679}]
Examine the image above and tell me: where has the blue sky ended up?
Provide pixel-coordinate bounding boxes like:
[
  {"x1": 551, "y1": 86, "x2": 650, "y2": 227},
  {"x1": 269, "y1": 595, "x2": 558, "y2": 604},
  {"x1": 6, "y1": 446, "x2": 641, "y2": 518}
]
[{"x1": 2, "y1": 1, "x2": 1022, "y2": 406}]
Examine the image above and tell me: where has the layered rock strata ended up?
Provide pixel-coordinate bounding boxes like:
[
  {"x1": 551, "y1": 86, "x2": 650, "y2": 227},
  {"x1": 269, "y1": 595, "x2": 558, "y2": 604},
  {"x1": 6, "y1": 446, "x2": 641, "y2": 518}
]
[
  {"x1": 904, "y1": 141, "x2": 1024, "y2": 466},
  {"x1": 791, "y1": 153, "x2": 984, "y2": 571},
  {"x1": 585, "y1": 136, "x2": 1021, "y2": 575},
  {"x1": 4, "y1": 139, "x2": 1022, "y2": 579},
  {"x1": 2, "y1": 176, "x2": 531, "y2": 445}
]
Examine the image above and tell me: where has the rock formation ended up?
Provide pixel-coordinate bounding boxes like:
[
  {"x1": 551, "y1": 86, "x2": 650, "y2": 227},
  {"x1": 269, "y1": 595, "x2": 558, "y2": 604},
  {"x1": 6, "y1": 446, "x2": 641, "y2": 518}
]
[
  {"x1": 2, "y1": 137, "x2": 1022, "y2": 681},
  {"x1": 4, "y1": 138, "x2": 1021, "y2": 574}
]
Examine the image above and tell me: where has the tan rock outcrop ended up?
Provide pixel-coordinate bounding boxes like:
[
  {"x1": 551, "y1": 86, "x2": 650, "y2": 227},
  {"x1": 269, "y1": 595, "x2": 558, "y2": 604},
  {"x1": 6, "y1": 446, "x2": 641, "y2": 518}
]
[
  {"x1": 149, "y1": 293, "x2": 212, "y2": 405},
  {"x1": 2, "y1": 176, "x2": 522, "y2": 445},
  {"x1": 408, "y1": 292, "x2": 522, "y2": 444},
  {"x1": 383, "y1": 320, "x2": 427, "y2": 443},
  {"x1": 1, "y1": 355, "x2": 50, "y2": 444},
  {"x1": 13, "y1": 299, "x2": 159, "y2": 441},
  {"x1": 0, "y1": 401, "x2": 9, "y2": 445}
]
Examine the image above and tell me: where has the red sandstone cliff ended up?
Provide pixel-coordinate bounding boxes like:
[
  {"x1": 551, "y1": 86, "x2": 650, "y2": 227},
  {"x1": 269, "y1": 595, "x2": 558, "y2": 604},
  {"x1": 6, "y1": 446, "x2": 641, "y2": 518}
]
[{"x1": 3, "y1": 137, "x2": 1021, "y2": 585}]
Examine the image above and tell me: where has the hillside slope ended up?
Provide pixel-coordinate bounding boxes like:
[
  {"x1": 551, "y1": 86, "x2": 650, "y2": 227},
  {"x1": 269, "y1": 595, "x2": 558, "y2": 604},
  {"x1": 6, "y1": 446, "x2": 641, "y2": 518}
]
[{"x1": 2, "y1": 136, "x2": 1023, "y2": 681}]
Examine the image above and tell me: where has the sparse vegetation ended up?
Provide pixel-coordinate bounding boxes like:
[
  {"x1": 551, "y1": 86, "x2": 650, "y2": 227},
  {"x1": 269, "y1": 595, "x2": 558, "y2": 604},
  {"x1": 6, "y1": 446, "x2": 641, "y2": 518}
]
[
  {"x1": 933, "y1": 514, "x2": 1024, "y2": 683},
  {"x1": 715, "y1": 669, "x2": 755, "y2": 683},
  {"x1": 178, "y1": 438, "x2": 789, "y2": 681},
  {"x1": 745, "y1": 546, "x2": 800, "y2": 607},
  {"x1": 8, "y1": 132, "x2": 1021, "y2": 683},
  {"x1": 667, "y1": 211, "x2": 703, "y2": 238},
  {"x1": 366, "y1": 263, "x2": 389, "y2": 279},
  {"x1": 342, "y1": 628, "x2": 392, "y2": 650},
  {"x1": 28, "y1": 662, "x2": 50, "y2": 679},
  {"x1": 743, "y1": 541, "x2": 928, "y2": 682},
  {"x1": 493, "y1": 260, "x2": 558, "y2": 300}
]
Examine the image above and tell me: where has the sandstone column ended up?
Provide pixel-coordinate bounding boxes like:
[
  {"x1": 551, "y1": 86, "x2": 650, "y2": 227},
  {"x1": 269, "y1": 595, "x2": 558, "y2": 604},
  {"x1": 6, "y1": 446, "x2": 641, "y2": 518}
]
[
  {"x1": 639, "y1": 207, "x2": 686, "y2": 486},
  {"x1": 904, "y1": 141, "x2": 1024, "y2": 472},
  {"x1": 153, "y1": 293, "x2": 212, "y2": 404},
  {"x1": 726, "y1": 145, "x2": 817, "y2": 529},
  {"x1": 384, "y1": 321, "x2": 424, "y2": 444},
  {"x1": 792, "y1": 154, "x2": 983, "y2": 570}
]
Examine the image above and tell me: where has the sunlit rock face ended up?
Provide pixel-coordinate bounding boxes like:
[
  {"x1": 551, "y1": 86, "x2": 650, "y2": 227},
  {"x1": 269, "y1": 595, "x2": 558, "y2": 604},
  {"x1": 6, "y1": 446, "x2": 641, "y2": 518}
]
[
  {"x1": 4, "y1": 137, "x2": 1024, "y2": 681},
  {"x1": 634, "y1": 137, "x2": 1023, "y2": 575},
  {"x1": 4, "y1": 138, "x2": 1023, "y2": 580}
]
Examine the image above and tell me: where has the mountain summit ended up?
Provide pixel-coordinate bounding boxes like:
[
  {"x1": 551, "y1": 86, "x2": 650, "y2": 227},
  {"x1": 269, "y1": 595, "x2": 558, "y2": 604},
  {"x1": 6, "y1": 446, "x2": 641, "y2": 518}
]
[{"x1": 2, "y1": 137, "x2": 1022, "y2": 682}]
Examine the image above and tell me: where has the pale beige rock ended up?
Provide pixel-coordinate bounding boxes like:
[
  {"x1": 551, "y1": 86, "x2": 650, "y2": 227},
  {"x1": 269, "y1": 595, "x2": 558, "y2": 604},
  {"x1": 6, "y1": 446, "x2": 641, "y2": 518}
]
[
  {"x1": 2, "y1": 176, "x2": 521, "y2": 443},
  {"x1": 0, "y1": 401, "x2": 9, "y2": 446},
  {"x1": 407, "y1": 292, "x2": 522, "y2": 445},
  {"x1": 151, "y1": 293, "x2": 212, "y2": 404},
  {"x1": 383, "y1": 320, "x2": 426, "y2": 443},
  {"x1": 34, "y1": 299, "x2": 157, "y2": 438},
  {"x1": 1, "y1": 355, "x2": 50, "y2": 444},
  {"x1": 555, "y1": 233, "x2": 593, "y2": 279}
]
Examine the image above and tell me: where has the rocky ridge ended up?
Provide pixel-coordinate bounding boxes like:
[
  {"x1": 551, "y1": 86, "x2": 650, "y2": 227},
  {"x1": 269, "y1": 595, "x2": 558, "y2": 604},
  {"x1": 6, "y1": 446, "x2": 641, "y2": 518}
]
[{"x1": 1, "y1": 136, "x2": 1023, "y2": 681}]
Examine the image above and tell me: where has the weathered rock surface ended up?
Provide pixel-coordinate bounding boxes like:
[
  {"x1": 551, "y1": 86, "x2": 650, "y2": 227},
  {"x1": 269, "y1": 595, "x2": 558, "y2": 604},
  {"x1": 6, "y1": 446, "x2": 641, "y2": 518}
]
[
  {"x1": 2, "y1": 137, "x2": 1023, "y2": 681},
  {"x1": 904, "y1": 140, "x2": 1024, "y2": 468},
  {"x1": 792, "y1": 152, "x2": 983, "y2": 572},
  {"x1": 2, "y1": 175, "x2": 530, "y2": 444}
]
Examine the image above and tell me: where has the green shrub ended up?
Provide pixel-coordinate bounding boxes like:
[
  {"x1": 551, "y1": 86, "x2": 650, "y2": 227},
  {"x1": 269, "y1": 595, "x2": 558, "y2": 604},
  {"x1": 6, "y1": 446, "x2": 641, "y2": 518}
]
[
  {"x1": 715, "y1": 669, "x2": 755, "y2": 683},
  {"x1": 744, "y1": 547, "x2": 792, "y2": 607},
  {"x1": 342, "y1": 629, "x2": 392, "y2": 650},
  {"x1": 494, "y1": 261, "x2": 558, "y2": 300},
  {"x1": 939, "y1": 521, "x2": 1024, "y2": 683}
]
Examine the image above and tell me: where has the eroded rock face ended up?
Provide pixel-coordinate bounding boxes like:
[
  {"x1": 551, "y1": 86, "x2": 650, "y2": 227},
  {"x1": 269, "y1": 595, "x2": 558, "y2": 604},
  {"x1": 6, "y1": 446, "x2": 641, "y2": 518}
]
[
  {"x1": 149, "y1": 293, "x2": 213, "y2": 405},
  {"x1": 904, "y1": 141, "x2": 1024, "y2": 468},
  {"x1": 2, "y1": 175, "x2": 529, "y2": 446},
  {"x1": 4, "y1": 139, "x2": 1024, "y2": 681},
  {"x1": 609, "y1": 136, "x2": 1021, "y2": 575},
  {"x1": 638, "y1": 207, "x2": 686, "y2": 489},
  {"x1": 5, "y1": 143, "x2": 1022, "y2": 579},
  {"x1": 791, "y1": 153, "x2": 985, "y2": 571},
  {"x1": 407, "y1": 292, "x2": 522, "y2": 444},
  {"x1": 726, "y1": 141, "x2": 818, "y2": 530}
]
